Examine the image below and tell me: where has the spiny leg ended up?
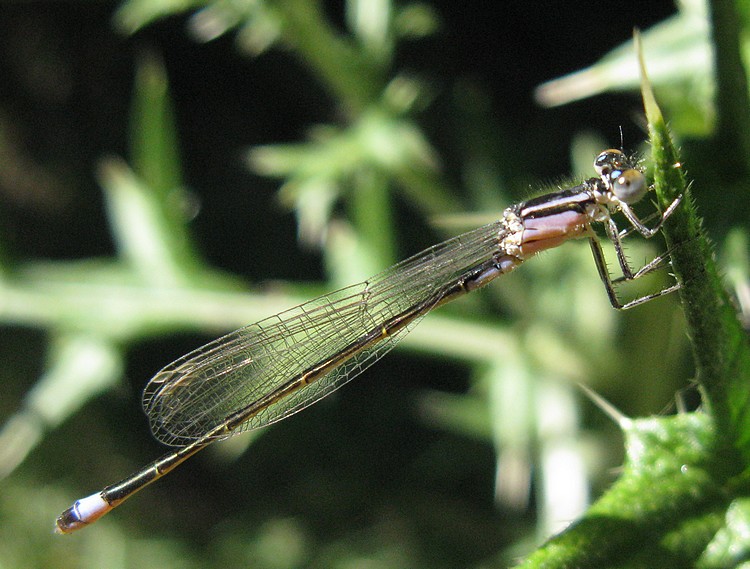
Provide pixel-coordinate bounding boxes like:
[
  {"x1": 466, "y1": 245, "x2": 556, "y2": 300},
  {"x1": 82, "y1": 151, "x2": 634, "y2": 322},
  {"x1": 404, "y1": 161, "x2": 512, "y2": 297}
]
[
  {"x1": 602, "y1": 215, "x2": 678, "y2": 282},
  {"x1": 618, "y1": 194, "x2": 682, "y2": 239},
  {"x1": 588, "y1": 235, "x2": 680, "y2": 310}
]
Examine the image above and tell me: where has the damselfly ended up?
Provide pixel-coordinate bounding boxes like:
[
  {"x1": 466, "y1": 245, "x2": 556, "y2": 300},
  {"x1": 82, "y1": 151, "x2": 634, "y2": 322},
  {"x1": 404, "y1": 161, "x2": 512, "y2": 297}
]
[{"x1": 55, "y1": 149, "x2": 681, "y2": 533}]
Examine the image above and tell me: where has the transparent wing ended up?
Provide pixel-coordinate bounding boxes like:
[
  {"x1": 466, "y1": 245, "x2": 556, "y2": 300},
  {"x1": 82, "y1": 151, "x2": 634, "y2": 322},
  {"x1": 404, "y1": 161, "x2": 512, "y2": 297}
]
[{"x1": 143, "y1": 220, "x2": 506, "y2": 447}]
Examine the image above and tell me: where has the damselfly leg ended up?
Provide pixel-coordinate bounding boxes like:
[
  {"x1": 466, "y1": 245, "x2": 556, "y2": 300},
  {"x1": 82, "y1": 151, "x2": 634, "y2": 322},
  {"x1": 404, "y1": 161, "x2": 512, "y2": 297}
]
[{"x1": 589, "y1": 197, "x2": 681, "y2": 309}]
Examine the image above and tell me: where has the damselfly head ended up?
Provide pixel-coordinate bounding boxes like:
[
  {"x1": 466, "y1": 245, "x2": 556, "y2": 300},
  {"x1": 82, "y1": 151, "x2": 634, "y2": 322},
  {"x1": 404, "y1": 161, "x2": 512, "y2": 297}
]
[
  {"x1": 593, "y1": 149, "x2": 629, "y2": 178},
  {"x1": 593, "y1": 149, "x2": 647, "y2": 205},
  {"x1": 610, "y1": 168, "x2": 647, "y2": 204}
]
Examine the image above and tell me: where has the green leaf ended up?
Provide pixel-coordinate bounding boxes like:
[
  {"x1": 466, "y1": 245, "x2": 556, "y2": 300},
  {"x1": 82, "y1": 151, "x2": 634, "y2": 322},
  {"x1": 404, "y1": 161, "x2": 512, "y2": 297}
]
[
  {"x1": 98, "y1": 158, "x2": 201, "y2": 286},
  {"x1": 518, "y1": 413, "x2": 725, "y2": 568},
  {"x1": 535, "y1": 0, "x2": 713, "y2": 133},
  {"x1": 0, "y1": 333, "x2": 122, "y2": 480},
  {"x1": 698, "y1": 498, "x2": 750, "y2": 568},
  {"x1": 129, "y1": 51, "x2": 184, "y2": 198},
  {"x1": 100, "y1": 54, "x2": 209, "y2": 285},
  {"x1": 115, "y1": 0, "x2": 202, "y2": 34},
  {"x1": 708, "y1": 0, "x2": 750, "y2": 171}
]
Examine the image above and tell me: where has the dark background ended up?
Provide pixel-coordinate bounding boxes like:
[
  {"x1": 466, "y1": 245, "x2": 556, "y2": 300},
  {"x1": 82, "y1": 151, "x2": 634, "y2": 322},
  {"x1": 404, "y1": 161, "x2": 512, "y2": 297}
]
[{"x1": 0, "y1": 1, "x2": 676, "y2": 273}]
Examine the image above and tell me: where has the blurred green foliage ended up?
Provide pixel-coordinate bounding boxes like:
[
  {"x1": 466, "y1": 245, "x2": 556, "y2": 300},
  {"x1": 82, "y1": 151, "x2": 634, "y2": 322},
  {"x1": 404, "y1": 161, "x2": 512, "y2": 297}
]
[{"x1": 0, "y1": 0, "x2": 749, "y2": 567}]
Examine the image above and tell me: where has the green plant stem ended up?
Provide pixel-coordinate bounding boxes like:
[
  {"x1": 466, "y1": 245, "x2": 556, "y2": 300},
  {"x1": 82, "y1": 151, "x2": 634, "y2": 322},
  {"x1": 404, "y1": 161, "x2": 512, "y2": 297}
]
[
  {"x1": 269, "y1": 0, "x2": 386, "y2": 114},
  {"x1": 708, "y1": 0, "x2": 750, "y2": 174},
  {"x1": 639, "y1": 37, "x2": 750, "y2": 465},
  {"x1": 0, "y1": 261, "x2": 517, "y2": 363}
]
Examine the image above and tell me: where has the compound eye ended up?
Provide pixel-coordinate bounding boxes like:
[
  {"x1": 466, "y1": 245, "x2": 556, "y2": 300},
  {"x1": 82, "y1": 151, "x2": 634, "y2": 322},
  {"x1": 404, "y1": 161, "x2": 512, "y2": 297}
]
[
  {"x1": 611, "y1": 168, "x2": 647, "y2": 204},
  {"x1": 594, "y1": 149, "x2": 626, "y2": 177}
]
